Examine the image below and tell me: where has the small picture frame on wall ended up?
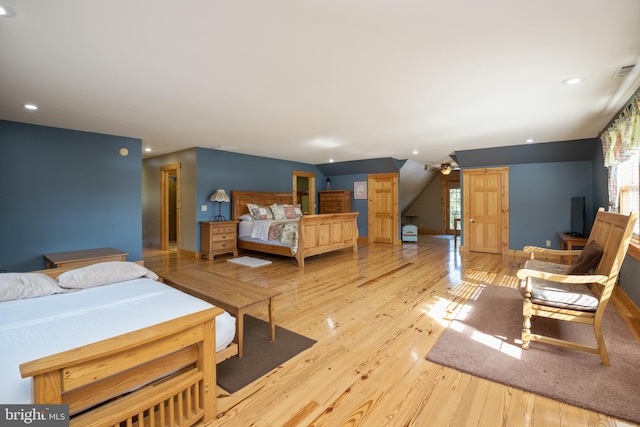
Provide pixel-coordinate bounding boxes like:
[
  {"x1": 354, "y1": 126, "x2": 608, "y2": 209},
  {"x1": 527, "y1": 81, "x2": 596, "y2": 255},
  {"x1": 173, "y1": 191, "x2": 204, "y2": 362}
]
[{"x1": 354, "y1": 181, "x2": 367, "y2": 199}]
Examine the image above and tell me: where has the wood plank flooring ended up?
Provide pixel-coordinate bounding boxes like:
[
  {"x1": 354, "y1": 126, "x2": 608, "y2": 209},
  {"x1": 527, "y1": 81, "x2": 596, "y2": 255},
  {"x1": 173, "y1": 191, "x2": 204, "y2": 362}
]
[{"x1": 143, "y1": 236, "x2": 635, "y2": 427}]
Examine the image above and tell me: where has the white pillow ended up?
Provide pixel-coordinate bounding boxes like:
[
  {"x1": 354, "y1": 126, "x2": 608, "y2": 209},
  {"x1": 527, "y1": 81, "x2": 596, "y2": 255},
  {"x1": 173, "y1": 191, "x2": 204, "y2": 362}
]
[
  {"x1": 0, "y1": 272, "x2": 65, "y2": 301},
  {"x1": 57, "y1": 261, "x2": 159, "y2": 289},
  {"x1": 239, "y1": 213, "x2": 253, "y2": 222}
]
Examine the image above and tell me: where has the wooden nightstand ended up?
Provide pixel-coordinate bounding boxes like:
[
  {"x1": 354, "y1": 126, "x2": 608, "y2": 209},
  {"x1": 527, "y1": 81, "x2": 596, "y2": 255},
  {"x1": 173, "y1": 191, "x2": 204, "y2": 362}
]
[{"x1": 200, "y1": 220, "x2": 238, "y2": 260}]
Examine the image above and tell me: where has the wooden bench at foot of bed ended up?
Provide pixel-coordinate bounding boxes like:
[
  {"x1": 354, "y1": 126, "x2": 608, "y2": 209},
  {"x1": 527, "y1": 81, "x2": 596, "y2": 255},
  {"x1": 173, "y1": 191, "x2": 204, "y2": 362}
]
[{"x1": 232, "y1": 191, "x2": 359, "y2": 268}]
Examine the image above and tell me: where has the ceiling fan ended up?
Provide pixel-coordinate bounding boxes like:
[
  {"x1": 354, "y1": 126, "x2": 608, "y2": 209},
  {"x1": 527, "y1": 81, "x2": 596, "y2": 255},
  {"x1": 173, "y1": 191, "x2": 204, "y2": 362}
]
[{"x1": 425, "y1": 162, "x2": 459, "y2": 175}]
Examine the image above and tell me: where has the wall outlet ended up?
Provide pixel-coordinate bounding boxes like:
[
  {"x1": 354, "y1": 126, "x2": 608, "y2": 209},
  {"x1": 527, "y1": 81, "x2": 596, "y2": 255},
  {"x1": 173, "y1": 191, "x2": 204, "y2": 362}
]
[
  {"x1": 545, "y1": 240, "x2": 551, "y2": 247},
  {"x1": 201, "y1": 205, "x2": 208, "y2": 211}
]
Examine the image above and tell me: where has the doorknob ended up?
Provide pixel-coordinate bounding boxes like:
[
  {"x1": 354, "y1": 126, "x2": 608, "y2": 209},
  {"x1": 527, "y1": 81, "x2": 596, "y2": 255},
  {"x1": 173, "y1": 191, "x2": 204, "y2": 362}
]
[{"x1": 469, "y1": 219, "x2": 475, "y2": 223}]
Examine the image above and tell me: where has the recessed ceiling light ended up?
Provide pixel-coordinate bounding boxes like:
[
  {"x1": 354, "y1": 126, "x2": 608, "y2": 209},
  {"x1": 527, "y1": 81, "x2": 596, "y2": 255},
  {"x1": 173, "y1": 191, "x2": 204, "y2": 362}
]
[
  {"x1": 0, "y1": 3, "x2": 15, "y2": 17},
  {"x1": 525, "y1": 138, "x2": 534, "y2": 143},
  {"x1": 562, "y1": 77, "x2": 584, "y2": 85},
  {"x1": 22, "y1": 104, "x2": 38, "y2": 110},
  {"x1": 145, "y1": 147, "x2": 152, "y2": 152},
  {"x1": 412, "y1": 150, "x2": 419, "y2": 155},
  {"x1": 329, "y1": 158, "x2": 334, "y2": 163}
]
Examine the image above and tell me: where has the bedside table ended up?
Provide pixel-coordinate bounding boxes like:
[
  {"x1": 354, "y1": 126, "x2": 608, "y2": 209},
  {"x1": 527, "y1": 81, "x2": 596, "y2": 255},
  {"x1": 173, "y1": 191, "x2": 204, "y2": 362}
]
[{"x1": 200, "y1": 220, "x2": 238, "y2": 260}]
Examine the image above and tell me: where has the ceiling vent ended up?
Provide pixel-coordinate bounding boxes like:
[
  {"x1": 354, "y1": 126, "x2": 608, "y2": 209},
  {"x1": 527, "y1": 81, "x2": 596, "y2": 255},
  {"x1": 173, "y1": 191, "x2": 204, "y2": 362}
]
[
  {"x1": 613, "y1": 64, "x2": 636, "y2": 78},
  {"x1": 210, "y1": 145, "x2": 239, "y2": 151}
]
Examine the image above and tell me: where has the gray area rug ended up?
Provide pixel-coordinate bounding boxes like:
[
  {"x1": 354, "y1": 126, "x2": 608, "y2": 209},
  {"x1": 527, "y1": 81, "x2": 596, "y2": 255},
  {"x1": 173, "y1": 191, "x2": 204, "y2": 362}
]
[
  {"x1": 217, "y1": 315, "x2": 316, "y2": 393},
  {"x1": 426, "y1": 284, "x2": 640, "y2": 424}
]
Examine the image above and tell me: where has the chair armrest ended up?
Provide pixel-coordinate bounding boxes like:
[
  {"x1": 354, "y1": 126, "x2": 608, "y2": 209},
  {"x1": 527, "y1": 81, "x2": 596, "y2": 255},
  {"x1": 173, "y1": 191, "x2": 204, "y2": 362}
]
[
  {"x1": 516, "y1": 268, "x2": 607, "y2": 285},
  {"x1": 523, "y1": 246, "x2": 582, "y2": 259}
]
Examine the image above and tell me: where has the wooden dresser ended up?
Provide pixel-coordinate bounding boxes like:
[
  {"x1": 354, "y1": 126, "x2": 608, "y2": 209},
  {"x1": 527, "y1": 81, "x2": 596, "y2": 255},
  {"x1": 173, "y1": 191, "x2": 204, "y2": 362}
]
[
  {"x1": 200, "y1": 220, "x2": 238, "y2": 260},
  {"x1": 318, "y1": 190, "x2": 352, "y2": 214}
]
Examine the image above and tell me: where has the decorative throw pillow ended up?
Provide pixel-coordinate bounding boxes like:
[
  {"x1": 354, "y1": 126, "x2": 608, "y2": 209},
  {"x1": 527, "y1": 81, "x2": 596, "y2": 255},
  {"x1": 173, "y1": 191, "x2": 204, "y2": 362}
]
[
  {"x1": 239, "y1": 213, "x2": 253, "y2": 222},
  {"x1": 0, "y1": 272, "x2": 65, "y2": 301},
  {"x1": 294, "y1": 204, "x2": 303, "y2": 217},
  {"x1": 283, "y1": 205, "x2": 298, "y2": 219},
  {"x1": 567, "y1": 240, "x2": 603, "y2": 275},
  {"x1": 270, "y1": 204, "x2": 287, "y2": 220},
  {"x1": 271, "y1": 204, "x2": 299, "y2": 220},
  {"x1": 247, "y1": 203, "x2": 273, "y2": 220}
]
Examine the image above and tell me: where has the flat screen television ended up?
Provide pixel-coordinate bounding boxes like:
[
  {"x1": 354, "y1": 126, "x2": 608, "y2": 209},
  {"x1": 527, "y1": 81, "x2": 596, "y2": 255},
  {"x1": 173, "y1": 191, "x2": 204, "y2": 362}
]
[{"x1": 571, "y1": 196, "x2": 586, "y2": 237}]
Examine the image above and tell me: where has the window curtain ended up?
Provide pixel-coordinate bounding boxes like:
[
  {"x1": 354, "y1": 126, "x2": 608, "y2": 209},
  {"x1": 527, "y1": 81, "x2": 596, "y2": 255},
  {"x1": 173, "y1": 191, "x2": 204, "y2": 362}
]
[{"x1": 600, "y1": 94, "x2": 640, "y2": 212}]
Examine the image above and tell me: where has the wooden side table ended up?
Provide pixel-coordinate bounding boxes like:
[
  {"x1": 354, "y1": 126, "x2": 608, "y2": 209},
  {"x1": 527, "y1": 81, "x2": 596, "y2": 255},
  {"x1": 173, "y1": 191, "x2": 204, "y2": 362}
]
[
  {"x1": 43, "y1": 247, "x2": 128, "y2": 269},
  {"x1": 557, "y1": 232, "x2": 588, "y2": 263},
  {"x1": 200, "y1": 220, "x2": 238, "y2": 260}
]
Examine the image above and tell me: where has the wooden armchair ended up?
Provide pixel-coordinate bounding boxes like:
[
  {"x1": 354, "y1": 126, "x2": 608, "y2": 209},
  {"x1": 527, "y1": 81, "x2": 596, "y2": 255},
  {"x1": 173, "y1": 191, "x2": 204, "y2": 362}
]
[{"x1": 517, "y1": 208, "x2": 637, "y2": 365}]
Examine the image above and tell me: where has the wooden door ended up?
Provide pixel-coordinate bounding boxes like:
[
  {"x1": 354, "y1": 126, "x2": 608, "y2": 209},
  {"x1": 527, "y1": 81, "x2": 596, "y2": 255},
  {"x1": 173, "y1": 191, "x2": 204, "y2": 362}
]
[
  {"x1": 367, "y1": 173, "x2": 398, "y2": 244},
  {"x1": 462, "y1": 168, "x2": 509, "y2": 254}
]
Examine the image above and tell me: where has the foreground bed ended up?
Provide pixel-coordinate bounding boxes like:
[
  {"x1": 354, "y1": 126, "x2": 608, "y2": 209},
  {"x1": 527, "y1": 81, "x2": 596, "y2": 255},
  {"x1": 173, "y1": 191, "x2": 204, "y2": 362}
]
[
  {"x1": 232, "y1": 191, "x2": 359, "y2": 267},
  {"x1": 0, "y1": 262, "x2": 237, "y2": 426}
]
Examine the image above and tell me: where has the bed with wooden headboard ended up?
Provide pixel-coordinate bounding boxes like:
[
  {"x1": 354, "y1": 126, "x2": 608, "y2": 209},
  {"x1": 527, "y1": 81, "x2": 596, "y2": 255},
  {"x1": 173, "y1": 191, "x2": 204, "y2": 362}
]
[{"x1": 231, "y1": 191, "x2": 359, "y2": 267}]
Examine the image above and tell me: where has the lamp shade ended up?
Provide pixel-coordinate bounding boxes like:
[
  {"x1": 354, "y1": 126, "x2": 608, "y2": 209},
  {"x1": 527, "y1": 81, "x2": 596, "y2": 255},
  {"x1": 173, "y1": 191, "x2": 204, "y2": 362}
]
[{"x1": 210, "y1": 189, "x2": 230, "y2": 203}]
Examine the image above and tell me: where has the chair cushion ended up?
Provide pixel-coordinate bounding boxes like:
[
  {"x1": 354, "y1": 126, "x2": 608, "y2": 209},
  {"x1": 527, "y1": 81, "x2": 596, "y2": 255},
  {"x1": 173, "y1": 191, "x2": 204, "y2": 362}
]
[
  {"x1": 523, "y1": 259, "x2": 598, "y2": 311},
  {"x1": 567, "y1": 240, "x2": 603, "y2": 275}
]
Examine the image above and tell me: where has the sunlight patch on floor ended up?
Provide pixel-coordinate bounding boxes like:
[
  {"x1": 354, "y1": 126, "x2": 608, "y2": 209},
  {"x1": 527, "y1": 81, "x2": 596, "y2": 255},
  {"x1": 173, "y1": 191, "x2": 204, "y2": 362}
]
[{"x1": 449, "y1": 320, "x2": 523, "y2": 359}]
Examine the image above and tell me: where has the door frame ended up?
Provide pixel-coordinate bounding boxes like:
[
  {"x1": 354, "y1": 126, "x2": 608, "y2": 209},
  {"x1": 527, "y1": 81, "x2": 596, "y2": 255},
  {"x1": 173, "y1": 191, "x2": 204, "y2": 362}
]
[
  {"x1": 160, "y1": 163, "x2": 181, "y2": 251},
  {"x1": 292, "y1": 171, "x2": 316, "y2": 214},
  {"x1": 441, "y1": 171, "x2": 461, "y2": 235},
  {"x1": 462, "y1": 167, "x2": 509, "y2": 254}
]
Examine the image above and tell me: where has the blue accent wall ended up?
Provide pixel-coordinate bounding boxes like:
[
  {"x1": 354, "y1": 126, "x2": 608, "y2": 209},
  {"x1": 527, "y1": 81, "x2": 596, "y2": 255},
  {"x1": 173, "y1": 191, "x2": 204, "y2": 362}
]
[
  {"x1": 325, "y1": 174, "x2": 369, "y2": 236},
  {"x1": 194, "y1": 148, "x2": 326, "y2": 248},
  {"x1": 509, "y1": 161, "x2": 594, "y2": 249},
  {"x1": 0, "y1": 120, "x2": 142, "y2": 271}
]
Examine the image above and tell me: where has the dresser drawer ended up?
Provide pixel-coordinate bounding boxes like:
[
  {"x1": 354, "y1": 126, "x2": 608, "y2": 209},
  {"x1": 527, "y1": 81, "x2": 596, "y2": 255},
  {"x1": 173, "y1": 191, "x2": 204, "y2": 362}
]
[
  {"x1": 209, "y1": 225, "x2": 236, "y2": 234},
  {"x1": 211, "y1": 233, "x2": 235, "y2": 242},
  {"x1": 211, "y1": 240, "x2": 235, "y2": 250}
]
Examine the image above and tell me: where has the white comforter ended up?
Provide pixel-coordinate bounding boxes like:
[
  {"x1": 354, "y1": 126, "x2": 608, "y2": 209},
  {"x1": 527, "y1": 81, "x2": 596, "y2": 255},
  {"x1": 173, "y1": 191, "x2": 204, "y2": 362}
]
[{"x1": 0, "y1": 278, "x2": 235, "y2": 404}]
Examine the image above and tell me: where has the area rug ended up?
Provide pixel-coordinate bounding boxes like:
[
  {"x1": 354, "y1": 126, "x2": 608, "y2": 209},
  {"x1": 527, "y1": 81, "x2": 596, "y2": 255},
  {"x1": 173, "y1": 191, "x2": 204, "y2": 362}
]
[
  {"x1": 227, "y1": 256, "x2": 272, "y2": 267},
  {"x1": 426, "y1": 284, "x2": 640, "y2": 424},
  {"x1": 217, "y1": 315, "x2": 316, "y2": 393}
]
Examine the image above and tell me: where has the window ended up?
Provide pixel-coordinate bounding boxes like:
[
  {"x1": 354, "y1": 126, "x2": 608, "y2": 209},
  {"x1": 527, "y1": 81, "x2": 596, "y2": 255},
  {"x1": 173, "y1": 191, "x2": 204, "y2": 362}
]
[
  {"x1": 449, "y1": 188, "x2": 461, "y2": 231},
  {"x1": 616, "y1": 151, "x2": 639, "y2": 239}
]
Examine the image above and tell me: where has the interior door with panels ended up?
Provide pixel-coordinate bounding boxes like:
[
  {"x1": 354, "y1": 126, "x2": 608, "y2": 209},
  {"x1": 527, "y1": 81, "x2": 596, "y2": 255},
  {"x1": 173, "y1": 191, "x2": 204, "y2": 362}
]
[{"x1": 463, "y1": 167, "x2": 509, "y2": 254}]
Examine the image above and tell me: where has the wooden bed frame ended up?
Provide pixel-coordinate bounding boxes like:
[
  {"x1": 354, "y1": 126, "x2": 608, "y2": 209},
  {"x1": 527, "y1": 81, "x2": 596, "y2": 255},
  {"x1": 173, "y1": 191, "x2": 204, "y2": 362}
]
[
  {"x1": 18, "y1": 267, "x2": 238, "y2": 426},
  {"x1": 232, "y1": 191, "x2": 359, "y2": 268}
]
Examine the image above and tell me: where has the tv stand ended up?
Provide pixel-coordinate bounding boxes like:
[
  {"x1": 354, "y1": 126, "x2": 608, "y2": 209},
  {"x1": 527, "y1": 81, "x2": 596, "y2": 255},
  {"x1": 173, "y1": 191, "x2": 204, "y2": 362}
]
[{"x1": 557, "y1": 232, "x2": 588, "y2": 262}]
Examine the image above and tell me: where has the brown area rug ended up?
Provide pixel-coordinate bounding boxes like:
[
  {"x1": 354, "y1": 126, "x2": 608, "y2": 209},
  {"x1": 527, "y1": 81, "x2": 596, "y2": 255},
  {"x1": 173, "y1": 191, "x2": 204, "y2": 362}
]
[
  {"x1": 426, "y1": 284, "x2": 640, "y2": 424},
  {"x1": 217, "y1": 316, "x2": 316, "y2": 393}
]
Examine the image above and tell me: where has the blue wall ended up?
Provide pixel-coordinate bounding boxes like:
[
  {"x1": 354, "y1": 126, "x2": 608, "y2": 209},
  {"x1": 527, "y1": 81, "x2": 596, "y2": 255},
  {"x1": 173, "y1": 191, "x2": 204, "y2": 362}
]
[
  {"x1": 194, "y1": 148, "x2": 327, "y2": 248},
  {"x1": 0, "y1": 120, "x2": 142, "y2": 271},
  {"x1": 509, "y1": 161, "x2": 594, "y2": 249},
  {"x1": 326, "y1": 174, "x2": 369, "y2": 236}
]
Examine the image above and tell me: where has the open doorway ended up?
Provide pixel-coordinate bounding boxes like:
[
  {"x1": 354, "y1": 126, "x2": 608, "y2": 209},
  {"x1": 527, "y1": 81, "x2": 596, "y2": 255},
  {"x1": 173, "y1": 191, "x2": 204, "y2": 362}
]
[
  {"x1": 161, "y1": 163, "x2": 180, "y2": 252},
  {"x1": 292, "y1": 171, "x2": 316, "y2": 214},
  {"x1": 441, "y1": 172, "x2": 461, "y2": 235}
]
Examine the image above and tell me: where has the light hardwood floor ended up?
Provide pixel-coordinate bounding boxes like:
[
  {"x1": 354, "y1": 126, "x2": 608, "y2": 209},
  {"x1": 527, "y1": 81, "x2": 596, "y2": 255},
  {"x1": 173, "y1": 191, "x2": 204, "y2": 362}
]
[{"x1": 143, "y1": 236, "x2": 636, "y2": 427}]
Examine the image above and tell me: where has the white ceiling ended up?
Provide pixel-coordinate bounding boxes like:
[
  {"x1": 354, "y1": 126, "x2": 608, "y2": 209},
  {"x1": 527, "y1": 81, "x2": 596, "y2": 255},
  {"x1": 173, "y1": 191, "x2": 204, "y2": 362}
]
[{"x1": 1, "y1": 1, "x2": 639, "y2": 165}]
